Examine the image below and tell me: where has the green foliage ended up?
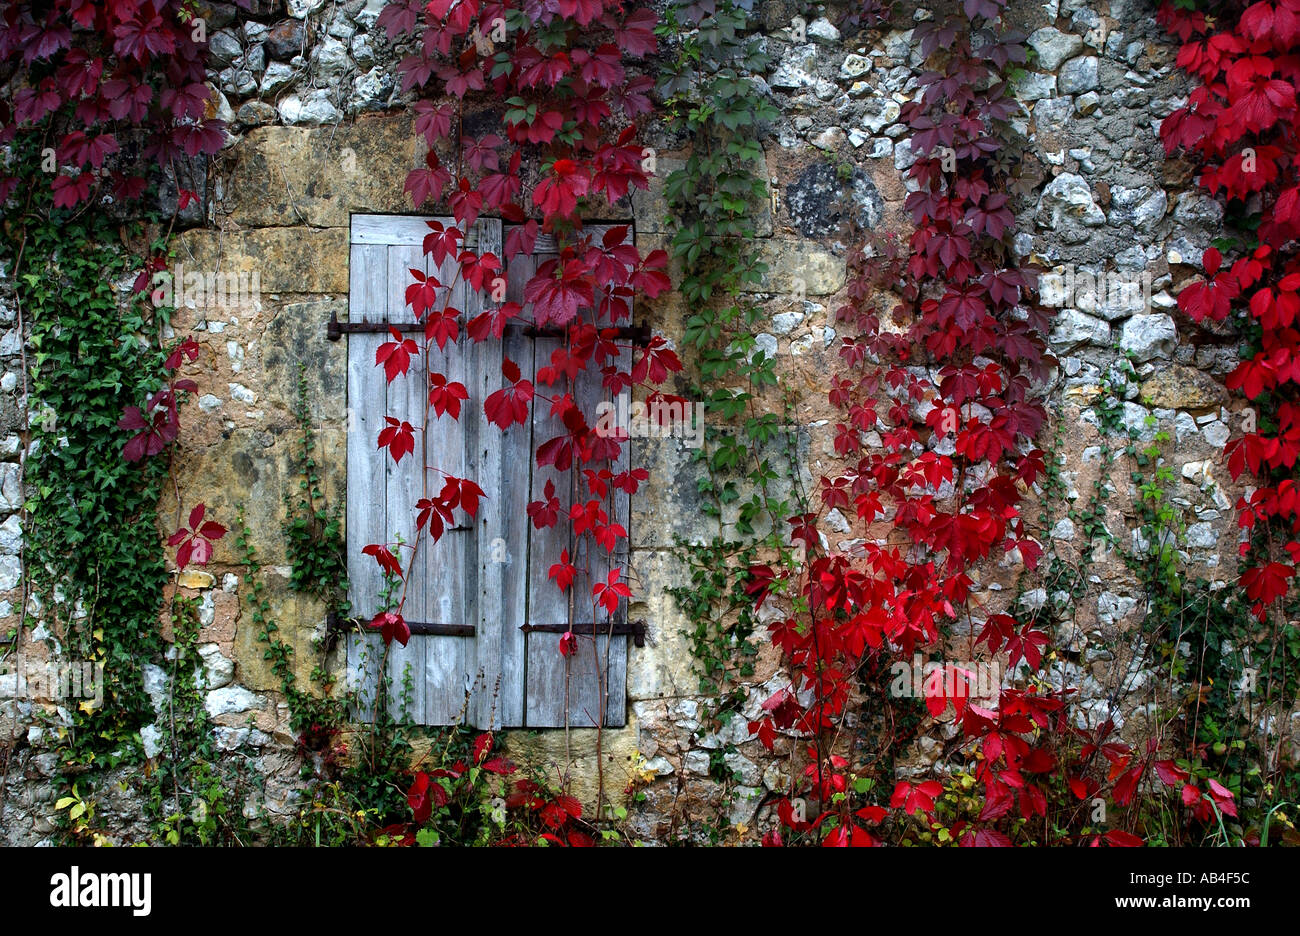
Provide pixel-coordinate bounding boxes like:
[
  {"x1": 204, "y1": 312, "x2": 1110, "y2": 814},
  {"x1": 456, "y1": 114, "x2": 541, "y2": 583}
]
[
  {"x1": 668, "y1": 536, "x2": 760, "y2": 701},
  {"x1": 271, "y1": 780, "x2": 381, "y2": 847},
  {"x1": 237, "y1": 510, "x2": 346, "y2": 736},
  {"x1": 657, "y1": 0, "x2": 810, "y2": 834},
  {"x1": 1031, "y1": 352, "x2": 1300, "y2": 844},
  {"x1": 142, "y1": 595, "x2": 258, "y2": 846},
  {"x1": 343, "y1": 648, "x2": 417, "y2": 824},
  {"x1": 660, "y1": 0, "x2": 800, "y2": 534},
  {"x1": 282, "y1": 364, "x2": 348, "y2": 613},
  {"x1": 2, "y1": 136, "x2": 170, "y2": 778},
  {"x1": 239, "y1": 508, "x2": 415, "y2": 836}
]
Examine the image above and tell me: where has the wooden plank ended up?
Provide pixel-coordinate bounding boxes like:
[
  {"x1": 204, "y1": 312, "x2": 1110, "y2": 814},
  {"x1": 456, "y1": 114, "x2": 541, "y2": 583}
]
[
  {"x1": 526, "y1": 224, "x2": 625, "y2": 254},
  {"x1": 597, "y1": 260, "x2": 633, "y2": 727},
  {"x1": 347, "y1": 631, "x2": 386, "y2": 723},
  {"x1": 518, "y1": 228, "x2": 629, "y2": 728},
  {"x1": 350, "y1": 214, "x2": 630, "y2": 248},
  {"x1": 346, "y1": 242, "x2": 389, "y2": 715},
  {"x1": 515, "y1": 243, "x2": 571, "y2": 726},
  {"x1": 523, "y1": 326, "x2": 575, "y2": 726},
  {"x1": 564, "y1": 276, "x2": 629, "y2": 728},
  {"x1": 352, "y1": 213, "x2": 481, "y2": 248},
  {"x1": 575, "y1": 303, "x2": 631, "y2": 729},
  {"x1": 420, "y1": 234, "x2": 477, "y2": 725},
  {"x1": 382, "y1": 241, "x2": 428, "y2": 721},
  {"x1": 467, "y1": 218, "x2": 530, "y2": 728}
]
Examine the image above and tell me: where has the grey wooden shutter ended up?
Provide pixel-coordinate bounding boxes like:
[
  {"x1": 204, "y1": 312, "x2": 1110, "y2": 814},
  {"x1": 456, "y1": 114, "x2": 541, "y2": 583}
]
[
  {"x1": 471, "y1": 219, "x2": 530, "y2": 729},
  {"x1": 347, "y1": 215, "x2": 495, "y2": 726},
  {"x1": 345, "y1": 216, "x2": 630, "y2": 728},
  {"x1": 514, "y1": 227, "x2": 630, "y2": 728}
]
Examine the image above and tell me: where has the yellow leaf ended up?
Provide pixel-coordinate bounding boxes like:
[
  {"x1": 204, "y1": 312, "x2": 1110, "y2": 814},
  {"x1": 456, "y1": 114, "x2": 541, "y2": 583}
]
[
  {"x1": 55, "y1": 797, "x2": 76, "y2": 810},
  {"x1": 69, "y1": 802, "x2": 86, "y2": 820}
]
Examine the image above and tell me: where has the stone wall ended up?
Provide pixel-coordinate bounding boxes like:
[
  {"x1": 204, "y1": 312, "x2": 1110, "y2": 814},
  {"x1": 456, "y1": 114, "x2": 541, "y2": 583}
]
[{"x1": 0, "y1": 0, "x2": 1263, "y2": 843}]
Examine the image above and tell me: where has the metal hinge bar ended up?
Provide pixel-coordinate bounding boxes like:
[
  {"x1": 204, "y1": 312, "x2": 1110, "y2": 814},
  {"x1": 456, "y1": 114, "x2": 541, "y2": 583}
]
[
  {"x1": 520, "y1": 619, "x2": 646, "y2": 648},
  {"x1": 327, "y1": 310, "x2": 651, "y2": 345},
  {"x1": 326, "y1": 611, "x2": 475, "y2": 638}
]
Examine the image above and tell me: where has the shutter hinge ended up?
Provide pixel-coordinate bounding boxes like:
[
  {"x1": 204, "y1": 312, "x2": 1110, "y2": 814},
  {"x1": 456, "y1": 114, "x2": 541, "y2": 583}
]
[
  {"x1": 326, "y1": 610, "x2": 476, "y2": 638},
  {"x1": 328, "y1": 309, "x2": 651, "y2": 345},
  {"x1": 519, "y1": 618, "x2": 646, "y2": 648}
]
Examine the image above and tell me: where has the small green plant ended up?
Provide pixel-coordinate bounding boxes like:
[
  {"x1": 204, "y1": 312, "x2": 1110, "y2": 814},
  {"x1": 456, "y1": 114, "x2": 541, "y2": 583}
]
[{"x1": 283, "y1": 364, "x2": 349, "y2": 614}]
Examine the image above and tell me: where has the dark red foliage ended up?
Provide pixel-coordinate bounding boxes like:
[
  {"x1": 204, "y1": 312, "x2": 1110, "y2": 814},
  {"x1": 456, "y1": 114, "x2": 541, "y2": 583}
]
[
  {"x1": 747, "y1": 4, "x2": 1233, "y2": 847},
  {"x1": 0, "y1": 0, "x2": 225, "y2": 209},
  {"x1": 364, "y1": 0, "x2": 669, "y2": 668}
]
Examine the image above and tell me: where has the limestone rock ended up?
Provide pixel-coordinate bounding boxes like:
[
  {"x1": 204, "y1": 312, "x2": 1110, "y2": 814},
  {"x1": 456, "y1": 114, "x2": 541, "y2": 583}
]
[
  {"x1": 191, "y1": 1, "x2": 239, "y2": 30},
  {"x1": 141, "y1": 724, "x2": 163, "y2": 759},
  {"x1": 176, "y1": 227, "x2": 349, "y2": 293},
  {"x1": 177, "y1": 570, "x2": 216, "y2": 589},
  {"x1": 1075, "y1": 91, "x2": 1101, "y2": 114},
  {"x1": 1049, "y1": 309, "x2": 1110, "y2": 349},
  {"x1": 861, "y1": 98, "x2": 900, "y2": 134},
  {"x1": 235, "y1": 100, "x2": 277, "y2": 127},
  {"x1": 287, "y1": 0, "x2": 327, "y2": 17},
  {"x1": 784, "y1": 162, "x2": 882, "y2": 238},
  {"x1": 1110, "y1": 185, "x2": 1167, "y2": 233},
  {"x1": 220, "y1": 66, "x2": 257, "y2": 97},
  {"x1": 1098, "y1": 592, "x2": 1138, "y2": 627},
  {"x1": 1140, "y1": 365, "x2": 1227, "y2": 410},
  {"x1": 1173, "y1": 192, "x2": 1224, "y2": 227},
  {"x1": 209, "y1": 28, "x2": 244, "y2": 64},
  {"x1": 350, "y1": 67, "x2": 394, "y2": 112},
  {"x1": 839, "y1": 54, "x2": 872, "y2": 79},
  {"x1": 223, "y1": 116, "x2": 417, "y2": 227},
  {"x1": 0, "y1": 554, "x2": 19, "y2": 591},
  {"x1": 0, "y1": 463, "x2": 20, "y2": 510},
  {"x1": 501, "y1": 723, "x2": 640, "y2": 811},
  {"x1": 1120, "y1": 313, "x2": 1177, "y2": 362},
  {"x1": 1028, "y1": 27, "x2": 1084, "y2": 70},
  {"x1": 353, "y1": 0, "x2": 386, "y2": 29},
  {"x1": 259, "y1": 61, "x2": 296, "y2": 94},
  {"x1": 278, "y1": 91, "x2": 342, "y2": 125},
  {"x1": 1058, "y1": 56, "x2": 1100, "y2": 94},
  {"x1": 771, "y1": 309, "x2": 805, "y2": 335},
  {"x1": 1039, "y1": 173, "x2": 1106, "y2": 227},
  {"x1": 751, "y1": 240, "x2": 846, "y2": 296},
  {"x1": 204, "y1": 685, "x2": 266, "y2": 717},
  {"x1": 310, "y1": 37, "x2": 351, "y2": 78},
  {"x1": 198, "y1": 644, "x2": 236, "y2": 690},
  {"x1": 806, "y1": 17, "x2": 839, "y2": 42},
  {"x1": 142, "y1": 664, "x2": 169, "y2": 714},
  {"x1": 1013, "y1": 71, "x2": 1057, "y2": 102},
  {"x1": 770, "y1": 44, "x2": 819, "y2": 90},
  {"x1": 0, "y1": 515, "x2": 21, "y2": 556},
  {"x1": 1185, "y1": 522, "x2": 1217, "y2": 550}
]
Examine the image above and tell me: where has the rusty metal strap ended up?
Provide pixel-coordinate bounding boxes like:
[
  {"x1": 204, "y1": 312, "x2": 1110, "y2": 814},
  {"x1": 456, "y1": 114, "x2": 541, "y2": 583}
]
[
  {"x1": 520, "y1": 619, "x2": 646, "y2": 648},
  {"x1": 329, "y1": 611, "x2": 644, "y2": 645},
  {"x1": 326, "y1": 611, "x2": 475, "y2": 638},
  {"x1": 327, "y1": 310, "x2": 651, "y2": 345}
]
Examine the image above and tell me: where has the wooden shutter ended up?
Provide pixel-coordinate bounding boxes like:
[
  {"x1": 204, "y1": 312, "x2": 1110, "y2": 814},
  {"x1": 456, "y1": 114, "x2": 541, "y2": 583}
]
[
  {"x1": 513, "y1": 227, "x2": 630, "y2": 728},
  {"x1": 345, "y1": 215, "x2": 630, "y2": 728},
  {"x1": 347, "y1": 215, "x2": 493, "y2": 726}
]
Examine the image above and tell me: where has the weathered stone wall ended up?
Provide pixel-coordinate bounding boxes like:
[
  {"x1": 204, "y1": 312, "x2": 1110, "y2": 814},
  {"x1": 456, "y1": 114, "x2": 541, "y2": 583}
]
[{"x1": 1, "y1": 0, "x2": 1262, "y2": 843}]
